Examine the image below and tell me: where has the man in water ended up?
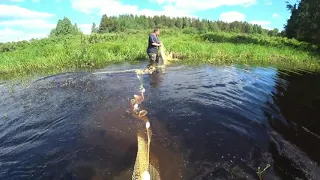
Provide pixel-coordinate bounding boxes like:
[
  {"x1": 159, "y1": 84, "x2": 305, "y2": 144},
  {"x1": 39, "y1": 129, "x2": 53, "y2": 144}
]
[{"x1": 147, "y1": 29, "x2": 162, "y2": 67}]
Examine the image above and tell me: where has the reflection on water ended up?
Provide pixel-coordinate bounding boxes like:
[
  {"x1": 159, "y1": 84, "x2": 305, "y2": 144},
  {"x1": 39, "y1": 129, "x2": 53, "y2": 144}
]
[{"x1": 0, "y1": 64, "x2": 319, "y2": 180}]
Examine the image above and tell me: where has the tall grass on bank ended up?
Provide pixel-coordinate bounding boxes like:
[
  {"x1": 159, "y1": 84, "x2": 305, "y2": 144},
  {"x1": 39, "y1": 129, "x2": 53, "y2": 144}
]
[{"x1": 0, "y1": 30, "x2": 319, "y2": 80}]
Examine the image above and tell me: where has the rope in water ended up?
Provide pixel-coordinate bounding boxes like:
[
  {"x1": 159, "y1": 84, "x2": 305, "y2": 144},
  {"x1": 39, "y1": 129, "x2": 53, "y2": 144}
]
[{"x1": 130, "y1": 45, "x2": 170, "y2": 180}]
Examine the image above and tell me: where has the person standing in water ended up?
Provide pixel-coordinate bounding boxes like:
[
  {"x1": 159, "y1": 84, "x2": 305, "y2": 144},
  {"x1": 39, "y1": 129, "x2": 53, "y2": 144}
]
[{"x1": 147, "y1": 29, "x2": 162, "y2": 67}]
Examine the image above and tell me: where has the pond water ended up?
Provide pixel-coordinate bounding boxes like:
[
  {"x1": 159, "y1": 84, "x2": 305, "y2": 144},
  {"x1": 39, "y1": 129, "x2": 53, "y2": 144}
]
[{"x1": 0, "y1": 63, "x2": 319, "y2": 180}]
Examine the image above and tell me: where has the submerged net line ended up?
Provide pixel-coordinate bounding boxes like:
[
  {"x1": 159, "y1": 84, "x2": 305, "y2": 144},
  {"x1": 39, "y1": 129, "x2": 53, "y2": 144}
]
[
  {"x1": 130, "y1": 45, "x2": 172, "y2": 180},
  {"x1": 130, "y1": 70, "x2": 157, "y2": 180}
]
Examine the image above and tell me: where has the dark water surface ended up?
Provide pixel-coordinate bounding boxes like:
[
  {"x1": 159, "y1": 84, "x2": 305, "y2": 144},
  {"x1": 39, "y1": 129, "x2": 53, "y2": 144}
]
[{"x1": 0, "y1": 64, "x2": 320, "y2": 180}]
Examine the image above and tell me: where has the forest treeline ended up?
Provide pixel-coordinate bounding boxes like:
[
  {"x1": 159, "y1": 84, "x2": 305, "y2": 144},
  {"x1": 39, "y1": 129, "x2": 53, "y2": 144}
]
[
  {"x1": 46, "y1": 14, "x2": 280, "y2": 37},
  {"x1": 95, "y1": 14, "x2": 280, "y2": 36}
]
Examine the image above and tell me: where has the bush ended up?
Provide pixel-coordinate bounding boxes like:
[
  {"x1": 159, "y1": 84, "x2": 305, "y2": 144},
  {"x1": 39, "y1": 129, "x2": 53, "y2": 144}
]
[{"x1": 182, "y1": 27, "x2": 199, "y2": 34}]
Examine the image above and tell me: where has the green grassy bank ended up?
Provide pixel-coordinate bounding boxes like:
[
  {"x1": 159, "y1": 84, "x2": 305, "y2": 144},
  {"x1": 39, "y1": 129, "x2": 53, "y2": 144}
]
[{"x1": 0, "y1": 29, "x2": 319, "y2": 80}]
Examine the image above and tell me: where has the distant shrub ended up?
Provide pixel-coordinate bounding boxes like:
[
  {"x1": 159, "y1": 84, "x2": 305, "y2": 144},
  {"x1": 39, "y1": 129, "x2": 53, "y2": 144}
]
[
  {"x1": 182, "y1": 27, "x2": 198, "y2": 35},
  {"x1": 201, "y1": 32, "x2": 318, "y2": 52}
]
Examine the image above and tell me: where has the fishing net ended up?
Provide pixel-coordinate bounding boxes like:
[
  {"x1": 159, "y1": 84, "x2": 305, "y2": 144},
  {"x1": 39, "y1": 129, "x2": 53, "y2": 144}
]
[
  {"x1": 131, "y1": 131, "x2": 161, "y2": 180},
  {"x1": 159, "y1": 45, "x2": 172, "y2": 67},
  {"x1": 130, "y1": 57, "x2": 165, "y2": 180}
]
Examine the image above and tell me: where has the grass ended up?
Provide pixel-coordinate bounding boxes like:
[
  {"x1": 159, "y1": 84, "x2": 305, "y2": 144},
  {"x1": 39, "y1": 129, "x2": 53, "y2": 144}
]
[{"x1": 0, "y1": 29, "x2": 319, "y2": 80}]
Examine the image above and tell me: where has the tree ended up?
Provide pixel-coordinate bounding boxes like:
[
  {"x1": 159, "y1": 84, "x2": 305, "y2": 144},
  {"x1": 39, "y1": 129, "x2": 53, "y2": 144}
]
[
  {"x1": 153, "y1": 16, "x2": 163, "y2": 28},
  {"x1": 98, "y1": 14, "x2": 108, "y2": 33},
  {"x1": 256, "y1": 26, "x2": 263, "y2": 34},
  {"x1": 268, "y1": 28, "x2": 279, "y2": 36},
  {"x1": 243, "y1": 22, "x2": 252, "y2": 34},
  {"x1": 284, "y1": 2, "x2": 299, "y2": 38},
  {"x1": 229, "y1": 21, "x2": 240, "y2": 33},
  {"x1": 182, "y1": 17, "x2": 190, "y2": 28},
  {"x1": 91, "y1": 23, "x2": 98, "y2": 33},
  {"x1": 208, "y1": 21, "x2": 220, "y2": 32},
  {"x1": 50, "y1": 17, "x2": 81, "y2": 37},
  {"x1": 175, "y1": 18, "x2": 183, "y2": 29},
  {"x1": 252, "y1": 24, "x2": 259, "y2": 34},
  {"x1": 73, "y1": 23, "x2": 81, "y2": 33},
  {"x1": 198, "y1": 19, "x2": 208, "y2": 33},
  {"x1": 191, "y1": 18, "x2": 201, "y2": 29},
  {"x1": 148, "y1": 18, "x2": 156, "y2": 29},
  {"x1": 284, "y1": 0, "x2": 320, "y2": 46},
  {"x1": 98, "y1": 15, "x2": 118, "y2": 33},
  {"x1": 220, "y1": 22, "x2": 230, "y2": 32},
  {"x1": 295, "y1": 0, "x2": 320, "y2": 45}
]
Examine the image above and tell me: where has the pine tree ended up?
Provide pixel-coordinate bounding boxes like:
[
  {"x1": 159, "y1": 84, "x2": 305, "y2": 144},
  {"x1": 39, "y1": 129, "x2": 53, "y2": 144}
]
[
  {"x1": 91, "y1": 23, "x2": 98, "y2": 33},
  {"x1": 98, "y1": 14, "x2": 108, "y2": 33},
  {"x1": 175, "y1": 18, "x2": 183, "y2": 29},
  {"x1": 50, "y1": 17, "x2": 80, "y2": 36},
  {"x1": 182, "y1": 17, "x2": 190, "y2": 28},
  {"x1": 208, "y1": 21, "x2": 220, "y2": 32},
  {"x1": 199, "y1": 19, "x2": 208, "y2": 33}
]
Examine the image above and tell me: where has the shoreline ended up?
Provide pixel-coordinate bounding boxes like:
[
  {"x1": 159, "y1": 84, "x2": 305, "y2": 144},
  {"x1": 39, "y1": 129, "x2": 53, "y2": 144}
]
[{"x1": 1, "y1": 31, "x2": 319, "y2": 80}]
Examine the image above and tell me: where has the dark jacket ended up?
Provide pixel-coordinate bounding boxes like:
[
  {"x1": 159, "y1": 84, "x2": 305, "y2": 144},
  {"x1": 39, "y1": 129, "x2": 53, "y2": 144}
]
[{"x1": 147, "y1": 33, "x2": 160, "y2": 54}]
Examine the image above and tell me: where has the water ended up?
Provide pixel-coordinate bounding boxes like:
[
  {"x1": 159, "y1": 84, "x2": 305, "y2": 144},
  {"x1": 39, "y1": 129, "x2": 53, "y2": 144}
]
[{"x1": 0, "y1": 64, "x2": 319, "y2": 180}]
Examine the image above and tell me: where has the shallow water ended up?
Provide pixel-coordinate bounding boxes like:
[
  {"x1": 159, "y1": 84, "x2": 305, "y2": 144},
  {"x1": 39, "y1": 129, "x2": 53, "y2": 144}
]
[{"x1": 0, "y1": 64, "x2": 320, "y2": 180}]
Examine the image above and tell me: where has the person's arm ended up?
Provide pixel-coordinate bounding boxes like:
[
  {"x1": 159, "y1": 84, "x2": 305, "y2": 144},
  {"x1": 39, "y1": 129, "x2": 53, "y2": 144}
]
[{"x1": 152, "y1": 42, "x2": 161, "y2": 46}]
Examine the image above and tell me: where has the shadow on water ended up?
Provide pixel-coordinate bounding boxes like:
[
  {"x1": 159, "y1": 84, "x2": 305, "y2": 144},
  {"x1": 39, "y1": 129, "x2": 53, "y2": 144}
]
[
  {"x1": 266, "y1": 70, "x2": 320, "y2": 180},
  {"x1": 0, "y1": 63, "x2": 319, "y2": 179}
]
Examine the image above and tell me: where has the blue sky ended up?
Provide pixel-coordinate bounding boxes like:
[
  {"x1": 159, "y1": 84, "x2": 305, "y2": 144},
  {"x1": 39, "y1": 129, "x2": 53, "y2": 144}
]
[{"x1": 0, "y1": 0, "x2": 297, "y2": 42}]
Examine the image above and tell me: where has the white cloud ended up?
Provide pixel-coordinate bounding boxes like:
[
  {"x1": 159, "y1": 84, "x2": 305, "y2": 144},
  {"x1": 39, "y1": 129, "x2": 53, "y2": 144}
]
[
  {"x1": 150, "y1": 0, "x2": 175, "y2": 4},
  {"x1": 9, "y1": 0, "x2": 24, "y2": 2},
  {"x1": 150, "y1": 0, "x2": 256, "y2": 10},
  {"x1": 264, "y1": 0, "x2": 272, "y2": 5},
  {"x1": 78, "y1": 24, "x2": 92, "y2": 34},
  {"x1": 0, "y1": 22, "x2": 95, "y2": 42},
  {"x1": 0, "y1": 28, "x2": 48, "y2": 42},
  {"x1": 0, "y1": 21, "x2": 100, "y2": 42},
  {"x1": 0, "y1": 5, "x2": 55, "y2": 42},
  {"x1": 219, "y1": 11, "x2": 246, "y2": 22},
  {"x1": 71, "y1": 0, "x2": 136, "y2": 14},
  {"x1": 71, "y1": 0, "x2": 255, "y2": 18},
  {"x1": 71, "y1": 0, "x2": 193, "y2": 18},
  {"x1": 272, "y1": 13, "x2": 279, "y2": 18},
  {"x1": 0, "y1": 19, "x2": 55, "y2": 29},
  {"x1": 0, "y1": 5, "x2": 55, "y2": 18},
  {"x1": 0, "y1": 28, "x2": 23, "y2": 37},
  {"x1": 218, "y1": 12, "x2": 273, "y2": 30}
]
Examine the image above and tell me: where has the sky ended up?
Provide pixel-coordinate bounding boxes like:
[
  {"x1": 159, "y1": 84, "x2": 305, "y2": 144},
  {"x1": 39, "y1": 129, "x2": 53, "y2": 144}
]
[{"x1": 0, "y1": 0, "x2": 297, "y2": 43}]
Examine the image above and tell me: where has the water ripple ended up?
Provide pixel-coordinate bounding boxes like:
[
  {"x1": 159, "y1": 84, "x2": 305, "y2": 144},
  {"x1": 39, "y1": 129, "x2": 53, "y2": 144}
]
[{"x1": 0, "y1": 65, "x2": 319, "y2": 179}]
